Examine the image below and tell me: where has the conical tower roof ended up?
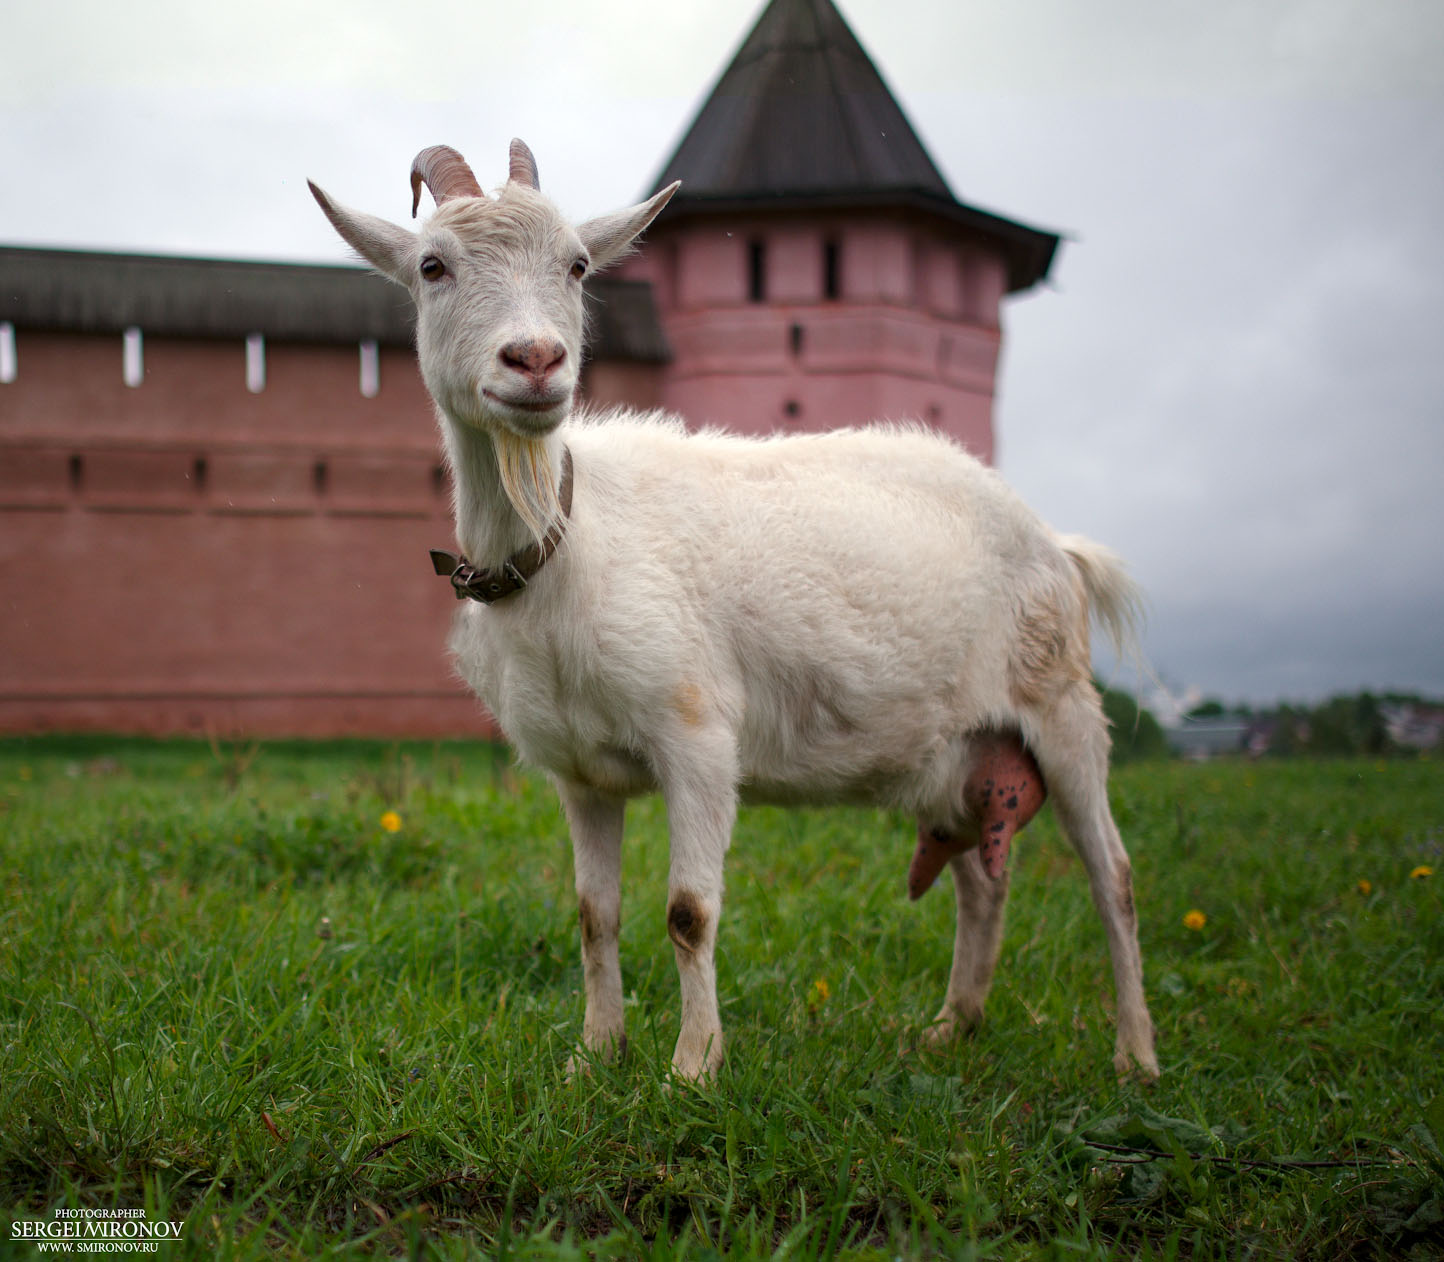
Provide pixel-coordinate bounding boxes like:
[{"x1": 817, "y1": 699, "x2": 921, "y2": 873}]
[
  {"x1": 649, "y1": 0, "x2": 1059, "y2": 292},
  {"x1": 653, "y1": 0, "x2": 951, "y2": 201}
]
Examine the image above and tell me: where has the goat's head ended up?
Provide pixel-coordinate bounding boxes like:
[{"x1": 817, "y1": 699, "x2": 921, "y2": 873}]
[{"x1": 309, "y1": 141, "x2": 678, "y2": 441}]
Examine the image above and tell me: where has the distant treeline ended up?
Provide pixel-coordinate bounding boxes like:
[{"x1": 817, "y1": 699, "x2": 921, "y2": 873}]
[
  {"x1": 1096, "y1": 686, "x2": 1443, "y2": 761},
  {"x1": 1096, "y1": 685, "x2": 1172, "y2": 762}
]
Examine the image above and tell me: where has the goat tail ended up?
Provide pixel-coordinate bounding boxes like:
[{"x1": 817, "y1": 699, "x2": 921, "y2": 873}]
[{"x1": 1057, "y1": 534, "x2": 1145, "y2": 661}]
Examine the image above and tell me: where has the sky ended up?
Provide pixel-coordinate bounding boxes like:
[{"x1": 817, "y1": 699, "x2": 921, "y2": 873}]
[{"x1": 4, "y1": 0, "x2": 1442, "y2": 711}]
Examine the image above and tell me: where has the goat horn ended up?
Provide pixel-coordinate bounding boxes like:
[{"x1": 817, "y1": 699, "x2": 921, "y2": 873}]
[
  {"x1": 508, "y1": 138, "x2": 540, "y2": 191},
  {"x1": 409, "y1": 145, "x2": 485, "y2": 218}
]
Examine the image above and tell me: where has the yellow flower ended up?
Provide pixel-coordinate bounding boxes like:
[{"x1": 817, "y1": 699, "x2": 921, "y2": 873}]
[
  {"x1": 1410, "y1": 865, "x2": 1434, "y2": 880},
  {"x1": 810, "y1": 977, "x2": 831, "y2": 1004},
  {"x1": 1357, "y1": 879, "x2": 1372, "y2": 896},
  {"x1": 380, "y1": 810, "x2": 402, "y2": 833},
  {"x1": 1183, "y1": 909, "x2": 1207, "y2": 931}
]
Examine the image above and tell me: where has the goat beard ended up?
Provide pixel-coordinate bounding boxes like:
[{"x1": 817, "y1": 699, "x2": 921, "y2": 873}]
[{"x1": 492, "y1": 429, "x2": 564, "y2": 546}]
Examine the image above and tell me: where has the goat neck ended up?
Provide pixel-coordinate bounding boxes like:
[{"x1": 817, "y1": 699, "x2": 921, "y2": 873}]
[{"x1": 440, "y1": 412, "x2": 568, "y2": 571}]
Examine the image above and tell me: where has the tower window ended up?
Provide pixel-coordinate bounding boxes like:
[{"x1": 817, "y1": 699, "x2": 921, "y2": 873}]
[
  {"x1": 748, "y1": 240, "x2": 767, "y2": 303},
  {"x1": 789, "y1": 323, "x2": 804, "y2": 357},
  {"x1": 823, "y1": 240, "x2": 840, "y2": 300}
]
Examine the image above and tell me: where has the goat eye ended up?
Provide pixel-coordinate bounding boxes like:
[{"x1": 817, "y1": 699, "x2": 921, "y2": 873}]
[
  {"x1": 419, "y1": 256, "x2": 446, "y2": 282},
  {"x1": 569, "y1": 258, "x2": 587, "y2": 281}
]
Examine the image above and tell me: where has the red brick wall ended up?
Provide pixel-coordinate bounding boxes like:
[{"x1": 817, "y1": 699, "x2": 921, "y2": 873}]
[
  {"x1": 1, "y1": 331, "x2": 494, "y2": 737},
  {"x1": 0, "y1": 213, "x2": 1010, "y2": 742}
]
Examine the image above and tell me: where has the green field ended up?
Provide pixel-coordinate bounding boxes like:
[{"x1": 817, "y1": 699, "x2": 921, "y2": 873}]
[{"x1": 0, "y1": 737, "x2": 1440, "y2": 1259}]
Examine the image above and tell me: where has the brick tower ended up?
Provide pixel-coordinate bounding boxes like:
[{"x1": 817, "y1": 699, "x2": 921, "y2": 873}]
[{"x1": 604, "y1": 0, "x2": 1059, "y2": 462}]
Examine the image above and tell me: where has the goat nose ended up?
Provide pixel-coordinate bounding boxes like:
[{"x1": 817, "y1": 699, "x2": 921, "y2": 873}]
[{"x1": 500, "y1": 338, "x2": 566, "y2": 381}]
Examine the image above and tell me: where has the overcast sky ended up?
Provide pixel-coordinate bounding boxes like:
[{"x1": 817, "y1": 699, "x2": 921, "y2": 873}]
[{"x1": 4, "y1": 0, "x2": 1442, "y2": 709}]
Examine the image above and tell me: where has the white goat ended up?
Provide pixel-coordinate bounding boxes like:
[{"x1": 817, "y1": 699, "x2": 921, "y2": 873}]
[{"x1": 310, "y1": 141, "x2": 1158, "y2": 1082}]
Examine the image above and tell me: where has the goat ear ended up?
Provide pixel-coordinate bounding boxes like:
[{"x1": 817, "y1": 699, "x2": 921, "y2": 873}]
[
  {"x1": 576, "y1": 181, "x2": 680, "y2": 272},
  {"x1": 308, "y1": 181, "x2": 417, "y2": 287}
]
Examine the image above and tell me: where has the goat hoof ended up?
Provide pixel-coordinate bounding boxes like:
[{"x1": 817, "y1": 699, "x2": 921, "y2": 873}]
[
  {"x1": 566, "y1": 1032, "x2": 627, "y2": 1080},
  {"x1": 918, "y1": 1005, "x2": 983, "y2": 1051},
  {"x1": 1113, "y1": 1047, "x2": 1161, "y2": 1083},
  {"x1": 669, "y1": 1034, "x2": 724, "y2": 1085}
]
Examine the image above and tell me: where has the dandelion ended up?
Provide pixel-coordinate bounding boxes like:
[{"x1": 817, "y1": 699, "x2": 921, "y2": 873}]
[
  {"x1": 1357, "y1": 879, "x2": 1372, "y2": 896},
  {"x1": 380, "y1": 810, "x2": 402, "y2": 833},
  {"x1": 810, "y1": 977, "x2": 831, "y2": 1005},
  {"x1": 1183, "y1": 909, "x2": 1207, "y2": 931},
  {"x1": 1410, "y1": 865, "x2": 1434, "y2": 880}
]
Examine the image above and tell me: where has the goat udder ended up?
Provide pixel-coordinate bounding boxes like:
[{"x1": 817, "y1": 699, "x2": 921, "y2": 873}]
[{"x1": 906, "y1": 733, "x2": 1046, "y2": 898}]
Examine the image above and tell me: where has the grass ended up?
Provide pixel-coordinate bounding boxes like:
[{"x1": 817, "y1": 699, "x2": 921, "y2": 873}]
[{"x1": 0, "y1": 736, "x2": 1440, "y2": 1259}]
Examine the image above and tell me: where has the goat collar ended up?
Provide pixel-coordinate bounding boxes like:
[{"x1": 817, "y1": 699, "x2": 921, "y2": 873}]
[{"x1": 430, "y1": 446, "x2": 574, "y2": 605}]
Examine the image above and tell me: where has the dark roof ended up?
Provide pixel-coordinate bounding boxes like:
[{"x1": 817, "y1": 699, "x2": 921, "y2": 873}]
[
  {"x1": 0, "y1": 246, "x2": 417, "y2": 346},
  {"x1": 648, "y1": 0, "x2": 1060, "y2": 293},
  {"x1": 0, "y1": 246, "x2": 669, "y2": 362},
  {"x1": 653, "y1": 0, "x2": 949, "y2": 201}
]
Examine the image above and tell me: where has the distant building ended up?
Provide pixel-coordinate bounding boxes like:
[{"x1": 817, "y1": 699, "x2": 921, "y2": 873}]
[
  {"x1": 0, "y1": 0, "x2": 1058, "y2": 738},
  {"x1": 1380, "y1": 701, "x2": 1444, "y2": 751},
  {"x1": 1164, "y1": 715, "x2": 1251, "y2": 760}
]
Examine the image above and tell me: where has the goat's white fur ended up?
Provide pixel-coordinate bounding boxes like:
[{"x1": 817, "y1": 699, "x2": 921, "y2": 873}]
[{"x1": 310, "y1": 142, "x2": 1158, "y2": 1082}]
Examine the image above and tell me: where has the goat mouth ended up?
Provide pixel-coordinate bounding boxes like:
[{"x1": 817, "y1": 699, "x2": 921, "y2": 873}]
[{"x1": 482, "y1": 389, "x2": 568, "y2": 416}]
